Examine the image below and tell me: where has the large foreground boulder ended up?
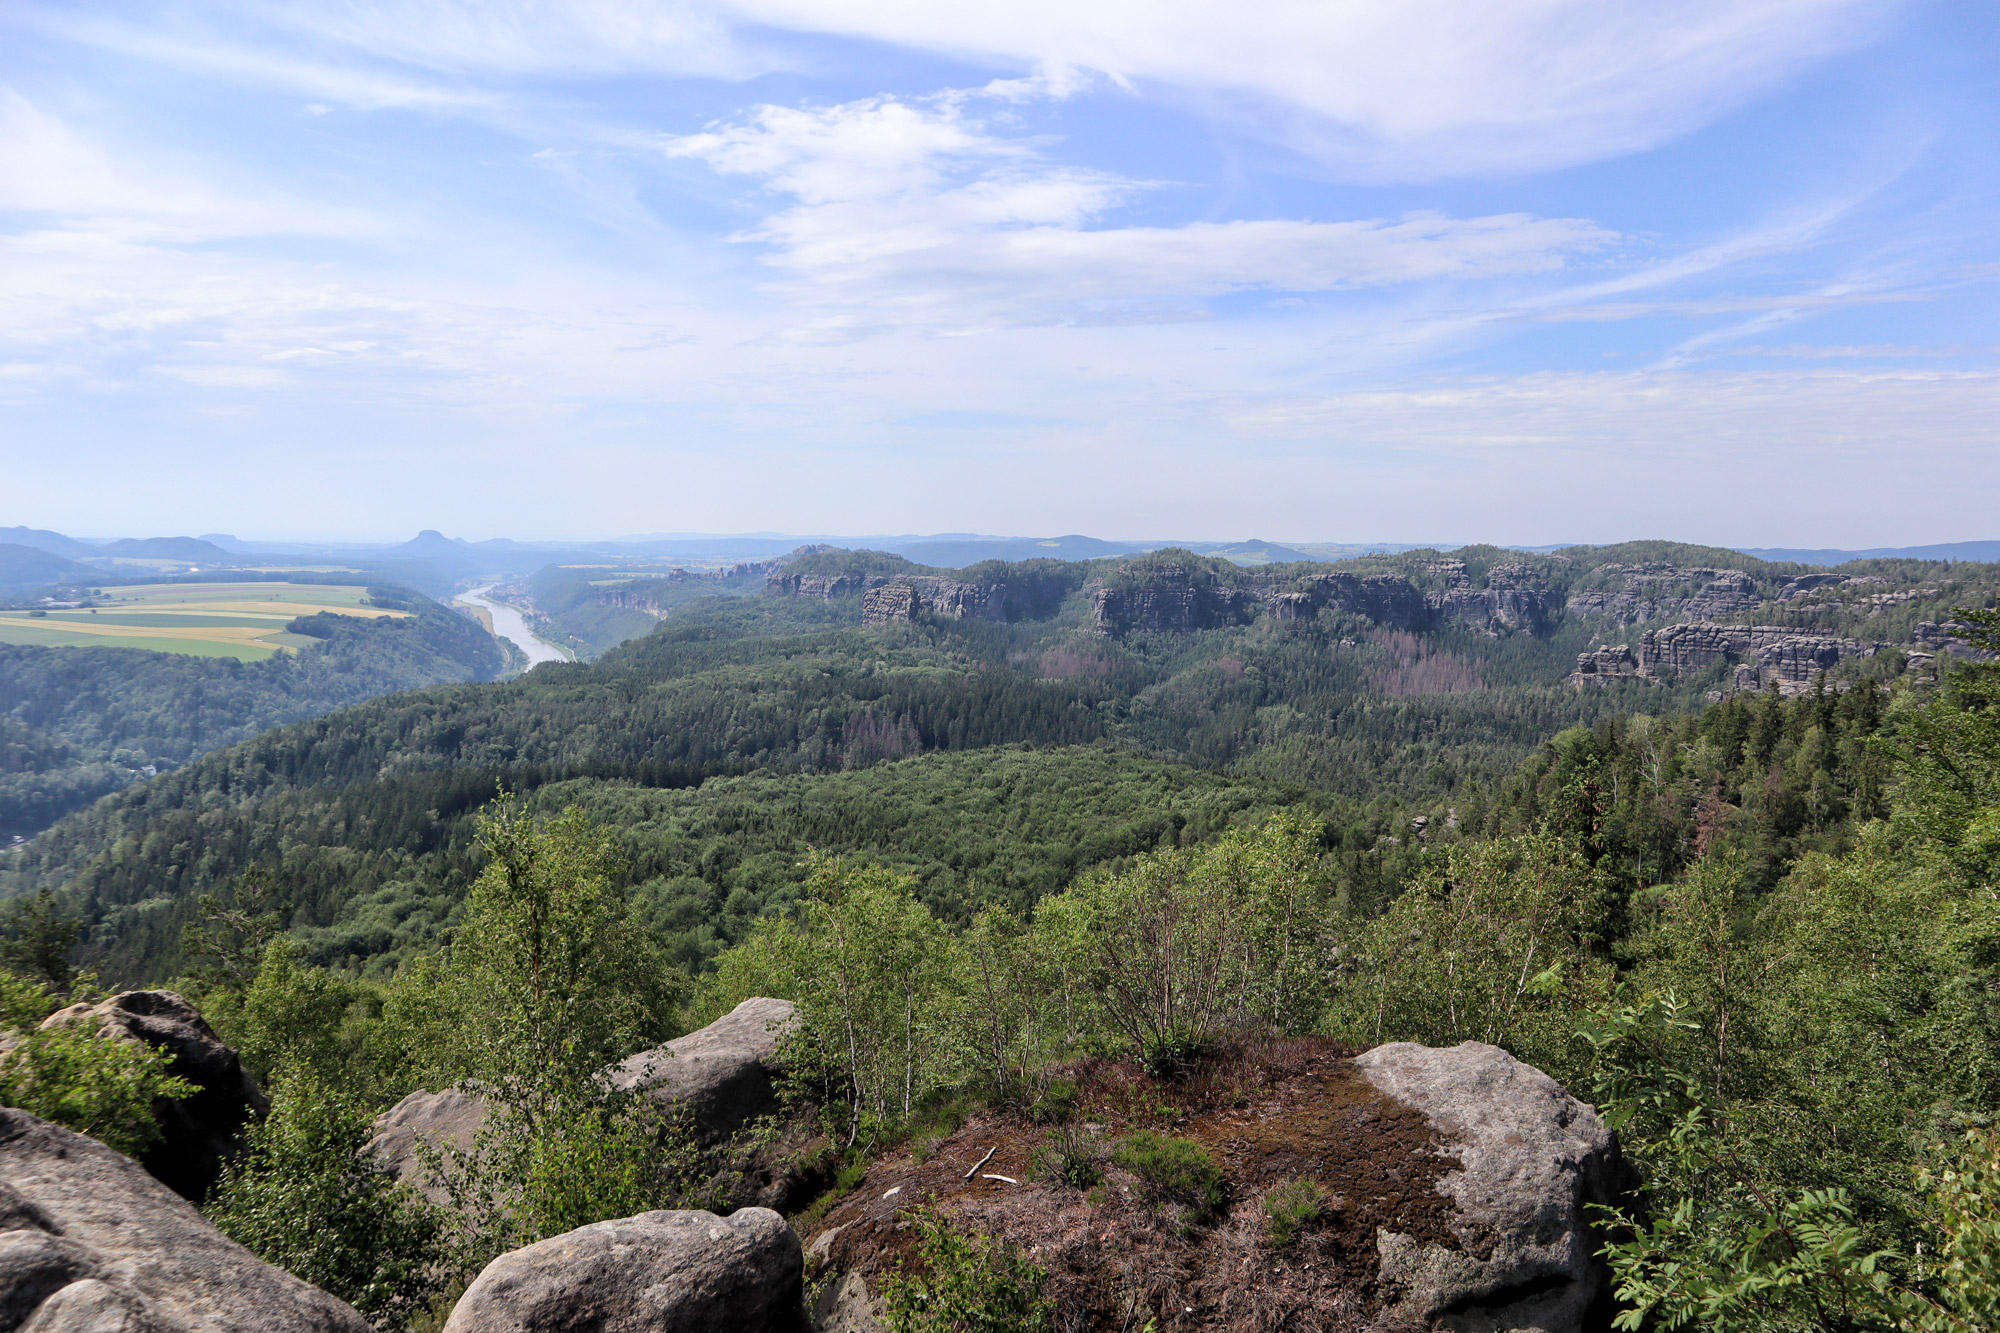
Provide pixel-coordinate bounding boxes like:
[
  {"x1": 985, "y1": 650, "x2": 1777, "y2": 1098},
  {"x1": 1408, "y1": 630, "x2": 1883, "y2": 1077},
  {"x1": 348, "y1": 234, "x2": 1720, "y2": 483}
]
[
  {"x1": 443, "y1": 1207, "x2": 802, "y2": 1333},
  {"x1": 369, "y1": 997, "x2": 799, "y2": 1186},
  {"x1": 0, "y1": 1107, "x2": 369, "y2": 1332},
  {"x1": 40, "y1": 990, "x2": 267, "y2": 1201},
  {"x1": 1353, "y1": 1041, "x2": 1628, "y2": 1333}
]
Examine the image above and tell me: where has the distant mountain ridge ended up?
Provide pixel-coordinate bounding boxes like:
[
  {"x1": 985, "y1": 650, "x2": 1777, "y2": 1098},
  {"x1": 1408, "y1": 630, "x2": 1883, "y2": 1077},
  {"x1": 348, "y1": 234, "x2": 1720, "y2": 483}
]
[
  {"x1": 0, "y1": 527, "x2": 91, "y2": 559},
  {"x1": 97, "y1": 536, "x2": 237, "y2": 561},
  {"x1": 1738, "y1": 540, "x2": 2000, "y2": 565},
  {"x1": 0, "y1": 544, "x2": 92, "y2": 593}
]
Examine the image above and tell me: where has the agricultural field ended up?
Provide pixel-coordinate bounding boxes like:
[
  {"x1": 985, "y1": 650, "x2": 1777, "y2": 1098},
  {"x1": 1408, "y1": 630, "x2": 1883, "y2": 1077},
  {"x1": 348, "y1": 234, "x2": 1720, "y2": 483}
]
[{"x1": 0, "y1": 582, "x2": 408, "y2": 660}]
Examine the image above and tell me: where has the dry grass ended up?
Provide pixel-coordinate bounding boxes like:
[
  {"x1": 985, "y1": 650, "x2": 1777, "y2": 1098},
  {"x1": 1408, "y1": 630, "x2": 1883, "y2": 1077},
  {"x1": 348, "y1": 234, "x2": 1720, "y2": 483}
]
[{"x1": 809, "y1": 1037, "x2": 1457, "y2": 1332}]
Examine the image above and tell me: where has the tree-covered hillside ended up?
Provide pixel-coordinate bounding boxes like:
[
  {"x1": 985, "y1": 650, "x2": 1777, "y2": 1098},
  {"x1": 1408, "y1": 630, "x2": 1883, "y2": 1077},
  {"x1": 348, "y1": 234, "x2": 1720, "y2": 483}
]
[
  {"x1": 4, "y1": 543, "x2": 1988, "y2": 989},
  {"x1": 0, "y1": 589, "x2": 503, "y2": 841}
]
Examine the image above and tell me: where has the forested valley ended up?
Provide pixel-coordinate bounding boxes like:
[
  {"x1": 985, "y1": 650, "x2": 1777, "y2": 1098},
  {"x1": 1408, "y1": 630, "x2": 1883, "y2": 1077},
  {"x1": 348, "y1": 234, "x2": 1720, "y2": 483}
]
[{"x1": 0, "y1": 540, "x2": 1995, "y2": 1331}]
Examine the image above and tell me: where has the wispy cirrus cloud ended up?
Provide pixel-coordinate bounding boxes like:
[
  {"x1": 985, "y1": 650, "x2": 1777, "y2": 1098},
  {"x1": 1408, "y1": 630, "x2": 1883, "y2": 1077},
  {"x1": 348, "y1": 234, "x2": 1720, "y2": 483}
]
[
  {"x1": 666, "y1": 93, "x2": 1615, "y2": 333},
  {"x1": 29, "y1": 0, "x2": 1897, "y2": 177}
]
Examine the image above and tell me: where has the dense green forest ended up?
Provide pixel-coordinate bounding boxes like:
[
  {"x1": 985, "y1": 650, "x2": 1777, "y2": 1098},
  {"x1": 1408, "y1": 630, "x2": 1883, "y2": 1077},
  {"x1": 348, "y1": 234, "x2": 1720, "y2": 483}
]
[
  {"x1": 0, "y1": 587, "x2": 1657, "y2": 981},
  {"x1": 0, "y1": 589, "x2": 503, "y2": 841},
  {"x1": 8, "y1": 541, "x2": 1989, "y2": 988}
]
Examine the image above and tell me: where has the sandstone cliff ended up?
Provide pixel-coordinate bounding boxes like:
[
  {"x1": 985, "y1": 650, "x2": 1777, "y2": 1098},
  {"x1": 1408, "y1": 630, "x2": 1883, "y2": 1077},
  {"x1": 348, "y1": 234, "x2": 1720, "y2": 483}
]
[
  {"x1": 1090, "y1": 555, "x2": 1565, "y2": 638},
  {"x1": 1571, "y1": 621, "x2": 1884, "y2": 695}
]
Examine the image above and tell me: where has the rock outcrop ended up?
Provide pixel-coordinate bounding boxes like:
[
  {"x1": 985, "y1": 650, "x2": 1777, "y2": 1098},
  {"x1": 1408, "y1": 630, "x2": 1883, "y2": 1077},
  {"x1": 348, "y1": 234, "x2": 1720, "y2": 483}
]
[
  {"x1": 1093, "y1": 558, "x2": 1565, "y2": 639},
  {"x1": 39, "y1": 990, "x2": 266, "y2": 1201},
  {"x1": 0, "y1": 1107, "x2": 370, "y2": 1332},
  {"x1": 804, "y1": 1036, "x2": 1626, "y2": 1333},
  {"x1": 1267, "y1": 573, "x2": 1434, "y2": 631},
  {"x1": 1565, "y1": 564, "x2": 1764, "y2": 627},
  {"x1": 609, "y1": 996, "x2": 798, "y2": 1145},
  {"x1": 1571, "y1": 622, "x2": 1883, "y2": 695},
  {"x1": 363, "y1": 1087, "x2": 489, "y2": 1203},
  {"x1": 1354, "y1": 1041, "x2": 1627, "y2": 1333},
  {"x1": 861, "y1": 578, "x2": 1009, "y2": 626},
  {"x1": 1090, "y1": 564, "x2": 1262, "y2": 635},
  {"x1": 443, "y1": 1207, "x2": 801, "y2": 1333},
  {"x1": 1568, "y1": 643, "x2": 1651, "y2": 689},
  {"x1": 369, "y1": 998, "x2": 799, "y2": 1189},
  {"x1": 1422, "y1": 561, "x2": 1567, "y2": 636},
  {"x1": 765, "y1": 570, "x2": 874, "y2": 601}
]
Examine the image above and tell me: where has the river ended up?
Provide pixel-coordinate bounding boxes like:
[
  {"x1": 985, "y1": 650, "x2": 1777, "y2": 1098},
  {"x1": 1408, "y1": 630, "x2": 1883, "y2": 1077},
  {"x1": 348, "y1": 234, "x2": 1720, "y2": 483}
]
[{"x1": 457, "y1": 585, "x2": 571, "y2": 668}]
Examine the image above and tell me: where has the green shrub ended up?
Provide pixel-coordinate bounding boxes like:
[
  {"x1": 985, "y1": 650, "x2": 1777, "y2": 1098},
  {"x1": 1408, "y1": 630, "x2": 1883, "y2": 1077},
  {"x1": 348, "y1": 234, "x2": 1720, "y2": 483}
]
[
  {"x1": 796, "y1": 1148, "x2": 871, "y2": 1232},
  {"x1": 423, "y1": 1090, "x2": 701, "y2": 1280},
  {"x1": 1262, "y1": 1178, "x2": 1325, "y2": 1249},
  {"x1": 1111, "y1": 1130, "x2": 1224, "y2": 1221},
  {"x1": 882, "y1": 1206, "x2": 1053, "y2": 1333},
  {"x1": 0, "y1": 971, "x2": 193, "y2": 1157},
  {"x1": 1139, "y1": 1029, "x2": 1205, "y2": 1081},
  {"x1": 1034, "y1": 1126, "x2": 1103, "y2": 1190},
  {"x1": 206, "y1": 1071, "x2": 445, "y2": 1327},
  {"x1": 1909, "y1": 1127, "x2": 2000, "y2": 1329},
  {"x1": 1025, "y1": 1078, "x2": 1077, "y2": 1125}
]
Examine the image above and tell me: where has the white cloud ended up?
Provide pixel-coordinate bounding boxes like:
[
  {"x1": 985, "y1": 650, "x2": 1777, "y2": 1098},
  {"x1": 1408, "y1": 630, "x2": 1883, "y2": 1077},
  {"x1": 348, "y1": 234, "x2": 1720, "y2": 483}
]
[
  {"x1": 35, "y1": 0, "x2": 1891, "y2": 176},
  {"x1": 667, "y1": 94, "x2": 1613, "y2": 331},
  {"x1": 202, "y1": 0, "x2": 1893, "y2": 176},
  {"x1": 239, "y1": 0, "x2": 746, "y2": 79},
  {"x1": 0, "y1": 89, "x2": 380, "y2": 243}
]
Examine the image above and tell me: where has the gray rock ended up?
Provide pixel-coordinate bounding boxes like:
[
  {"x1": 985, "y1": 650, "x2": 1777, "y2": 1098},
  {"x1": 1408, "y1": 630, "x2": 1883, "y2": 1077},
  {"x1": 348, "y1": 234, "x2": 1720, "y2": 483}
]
[
  {"x1": 1353, "y1": 1041, "x2": 1626, "y2": 1333},
  {"x1": 364, "y1": 1088, "x2": 489, "y2": 1198},
  {"x1": 442, "y1": 1207, "x2": 802, "y2": 1333},
  {"x1": 812, "y1": 1270, "x2": 886, "y2": 1333},
  {"x1": 39, "y1": 991, "x2": 267, "y2": 1202},
  {"x1": 0, "y1": 1107, "x2": 369, "y2": 1333},
  {"x1": 19, "y1": 1279, "x2": 158, "y2": 1333},
  {"x1": 610, "y1": 997, "x2": 798, "y2": 1145},
  {"x1": 369, "y1": 998, "x2": 799, "y2": 1196}
]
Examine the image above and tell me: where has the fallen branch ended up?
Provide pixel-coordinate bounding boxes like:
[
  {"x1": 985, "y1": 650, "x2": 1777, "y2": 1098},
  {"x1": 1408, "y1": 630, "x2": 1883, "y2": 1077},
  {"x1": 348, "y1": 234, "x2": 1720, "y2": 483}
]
[{"x1": 963, "y1": 1146, "x2": 998, "y2": 1179}]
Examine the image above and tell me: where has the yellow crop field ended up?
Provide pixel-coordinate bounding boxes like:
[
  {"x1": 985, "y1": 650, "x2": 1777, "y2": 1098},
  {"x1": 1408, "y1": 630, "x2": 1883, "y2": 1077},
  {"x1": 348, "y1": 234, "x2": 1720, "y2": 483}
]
[{"x1": 0, "y1": 582, "x2": 411, "y2": 660}]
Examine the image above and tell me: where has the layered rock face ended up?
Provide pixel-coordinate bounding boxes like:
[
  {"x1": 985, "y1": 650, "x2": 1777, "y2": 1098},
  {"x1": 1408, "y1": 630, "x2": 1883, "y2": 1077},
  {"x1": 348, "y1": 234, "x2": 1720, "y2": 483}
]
[
  {"x1": 1267, "y1": 573, "x2": 1433, "y2": 631},
  {"x1": 0, "y1": 1108, "x2": 370, "y2": 1332},
  {"x1": 443, "y1": 1207, "x2": 802, "y2": 1333},
  {"x1": 1571, "y1": 622, "x2": 1882, "y2": 694},
  {"x1": 1428, "y1": 563, "x2": 1564, "y2": 636},
  {"x1": 1095, "y1": 561, "x2": 1564, "y2": 638},
  {"x1": 1089, "y1": 565, "x2": 1261, "y2": 635},
  {"x1": 860, "y1": 578, "x2": 1012, "y2": 626},
  {"x1": 765, "y1": 569, "x2": 872, "y2": 600},
  {"x1": 1569, "y1": 643, "x2": 1648, "y2": 688},
  {"x1": 40, "y1": 990, "x2": 267, "y2": 1201},
  {"x1": 1565, "y1": 564, "x2": 1763, "y2": 627},
  {"x1": 1354, "y1": 1042, "x2": 1628, "y2": 1333},
  {"x1": 369, "y1": 998, "x2": 798, "y2": 1189}
]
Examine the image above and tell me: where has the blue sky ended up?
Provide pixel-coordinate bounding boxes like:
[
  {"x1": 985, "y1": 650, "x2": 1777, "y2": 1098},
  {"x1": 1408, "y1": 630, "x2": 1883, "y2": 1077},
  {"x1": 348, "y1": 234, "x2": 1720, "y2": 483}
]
[{"x1": 2, "y1": 1, "x2": 1995, "y2": 545}]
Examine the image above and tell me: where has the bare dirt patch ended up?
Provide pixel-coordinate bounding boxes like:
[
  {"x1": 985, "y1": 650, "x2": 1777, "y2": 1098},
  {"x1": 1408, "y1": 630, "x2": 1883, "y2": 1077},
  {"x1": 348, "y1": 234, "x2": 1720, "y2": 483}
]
[{"x1": 810, "y1": 1036, "x2": 1458, "y2": 1332}]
